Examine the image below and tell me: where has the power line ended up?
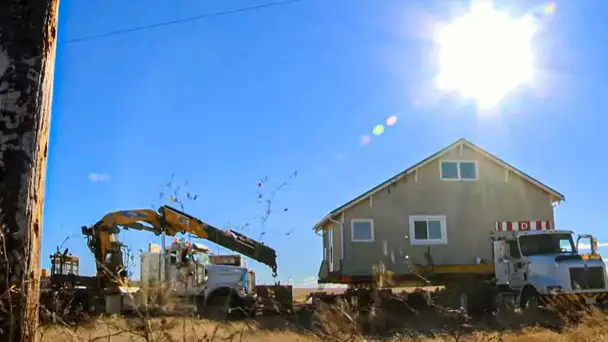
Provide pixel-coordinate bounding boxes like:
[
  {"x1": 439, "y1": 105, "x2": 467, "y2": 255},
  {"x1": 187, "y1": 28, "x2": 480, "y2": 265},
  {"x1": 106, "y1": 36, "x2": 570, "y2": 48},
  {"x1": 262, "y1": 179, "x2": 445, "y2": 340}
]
[{"x1": 63, "y1": 0, "x2": 303, "y2": 44}]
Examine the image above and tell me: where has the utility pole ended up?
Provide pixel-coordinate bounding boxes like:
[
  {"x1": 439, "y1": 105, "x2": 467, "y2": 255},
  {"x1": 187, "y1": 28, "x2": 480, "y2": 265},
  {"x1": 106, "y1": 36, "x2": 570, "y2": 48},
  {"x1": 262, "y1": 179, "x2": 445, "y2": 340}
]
[{"x1": 0, "y1": 1, "x2": 60, "y2": 341}]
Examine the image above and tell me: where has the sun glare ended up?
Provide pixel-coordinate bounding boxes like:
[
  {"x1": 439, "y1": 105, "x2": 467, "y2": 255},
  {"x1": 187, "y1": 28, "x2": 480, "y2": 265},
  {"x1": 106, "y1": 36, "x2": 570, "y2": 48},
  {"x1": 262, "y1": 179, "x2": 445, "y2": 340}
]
[{"x1": 435, "y1": 1, "x2": 539, "y2": 107}]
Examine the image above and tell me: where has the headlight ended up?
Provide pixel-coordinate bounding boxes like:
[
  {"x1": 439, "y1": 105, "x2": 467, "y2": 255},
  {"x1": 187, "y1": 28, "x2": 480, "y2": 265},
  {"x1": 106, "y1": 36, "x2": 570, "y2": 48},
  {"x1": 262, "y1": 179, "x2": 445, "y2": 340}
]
[
  {"x1": 546, "y1": 285, "x2": 564, "y2": 294},
  {"x1": 236, "y1": 284, "x2": 247, "y2": 296}
]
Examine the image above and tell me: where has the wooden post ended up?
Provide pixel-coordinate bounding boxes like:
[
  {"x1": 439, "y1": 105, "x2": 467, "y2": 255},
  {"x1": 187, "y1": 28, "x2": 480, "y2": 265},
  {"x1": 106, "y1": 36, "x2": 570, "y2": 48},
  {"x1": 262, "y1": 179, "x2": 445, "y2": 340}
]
[{"x1": 0, "y1": 0, "x2": 60, "y2": 340}]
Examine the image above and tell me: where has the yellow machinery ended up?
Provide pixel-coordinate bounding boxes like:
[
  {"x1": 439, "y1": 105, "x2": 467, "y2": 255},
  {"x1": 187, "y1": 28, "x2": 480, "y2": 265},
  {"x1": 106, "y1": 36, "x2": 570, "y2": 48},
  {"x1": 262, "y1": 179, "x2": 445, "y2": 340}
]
[{"x1": 81, "y1": 205, "x2": 292, "y2": 314}]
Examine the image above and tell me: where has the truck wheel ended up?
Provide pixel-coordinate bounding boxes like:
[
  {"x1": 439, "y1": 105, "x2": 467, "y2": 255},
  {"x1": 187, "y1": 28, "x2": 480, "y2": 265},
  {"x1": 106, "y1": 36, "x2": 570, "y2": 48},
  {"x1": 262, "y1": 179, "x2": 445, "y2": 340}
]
[
  {"x1": 520, "y1": 287, "x2": 539, "y2": 310},
  {"x1": 203, "y1": 294, "x2": 231, "y2": 321}
]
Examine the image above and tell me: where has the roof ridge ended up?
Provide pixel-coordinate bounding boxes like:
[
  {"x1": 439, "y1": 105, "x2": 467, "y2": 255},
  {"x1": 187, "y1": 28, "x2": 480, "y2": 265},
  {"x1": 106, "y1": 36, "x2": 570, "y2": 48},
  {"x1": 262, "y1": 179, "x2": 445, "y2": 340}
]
[{"x1": 313, "y1": 137, "x2": 564, "y2": 231}]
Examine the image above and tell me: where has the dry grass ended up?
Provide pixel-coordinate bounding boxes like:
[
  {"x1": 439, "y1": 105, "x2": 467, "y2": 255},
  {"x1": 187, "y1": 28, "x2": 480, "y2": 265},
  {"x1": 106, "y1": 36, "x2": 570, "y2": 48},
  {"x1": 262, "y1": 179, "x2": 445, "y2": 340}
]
[
  {"x1": 35, "y1": 312, "x2": 608, "y2": 342},
  {"x1": 38, "y1": 316, "x2": 313, "y2": 342},
  {"x1": 36, "y1": 299, "x2": 608, "y2": 341}
]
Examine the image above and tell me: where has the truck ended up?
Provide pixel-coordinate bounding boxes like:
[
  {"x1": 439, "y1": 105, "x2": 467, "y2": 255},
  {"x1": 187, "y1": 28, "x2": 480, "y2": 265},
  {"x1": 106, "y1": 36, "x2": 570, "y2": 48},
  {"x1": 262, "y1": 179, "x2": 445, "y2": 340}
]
[
  {"x1": 487, "y1": 223, "x2": 607, "y2": 311},
  {"x1": 310, "y1": 221, "x2": 608, "y2": 314},
  {"x1": 140, "y1": 238, "x2": 292, "y2": 316},
  {"x1": 78, "y1": 205, "x2": 292, "y2": 316}
]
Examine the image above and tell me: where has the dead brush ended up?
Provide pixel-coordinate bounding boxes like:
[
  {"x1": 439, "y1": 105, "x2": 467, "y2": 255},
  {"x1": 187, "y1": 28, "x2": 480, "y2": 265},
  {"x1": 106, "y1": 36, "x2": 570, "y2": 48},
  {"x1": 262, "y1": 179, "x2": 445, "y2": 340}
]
[{"x1": 312, "y1": 301, "x2": 362, "y2": 341}]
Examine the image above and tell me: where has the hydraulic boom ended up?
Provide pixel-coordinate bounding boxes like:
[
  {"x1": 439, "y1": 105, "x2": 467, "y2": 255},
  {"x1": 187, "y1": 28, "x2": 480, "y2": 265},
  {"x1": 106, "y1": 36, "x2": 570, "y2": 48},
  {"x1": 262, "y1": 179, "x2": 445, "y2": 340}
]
[{"x1": 82, "y1": 205, "x2": 279, "y2": 286}]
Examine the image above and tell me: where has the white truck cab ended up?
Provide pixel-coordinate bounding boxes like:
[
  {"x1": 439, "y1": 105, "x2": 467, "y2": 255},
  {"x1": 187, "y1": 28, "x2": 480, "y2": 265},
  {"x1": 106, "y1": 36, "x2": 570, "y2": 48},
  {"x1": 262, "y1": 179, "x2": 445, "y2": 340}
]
[
  {"x1": 492, "y1": 226, "x2": 608, "y2": 308},
  {"x1": 141, "y1": 239, "x2": 256, "y2": 313}
]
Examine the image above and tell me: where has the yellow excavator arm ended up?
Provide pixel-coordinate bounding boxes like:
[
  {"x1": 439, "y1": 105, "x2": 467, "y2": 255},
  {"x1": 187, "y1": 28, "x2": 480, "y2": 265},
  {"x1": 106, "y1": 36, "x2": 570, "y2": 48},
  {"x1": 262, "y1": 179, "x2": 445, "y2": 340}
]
[
  {"x1": 89, "y1": 209, "x2": 161, "y2": 263},
  {"x1": 82, "y1": 205, "x2": 280, "y2": 286},
  {"x1": 160, "y1": 206, "x2": 209, "y2": 238}
]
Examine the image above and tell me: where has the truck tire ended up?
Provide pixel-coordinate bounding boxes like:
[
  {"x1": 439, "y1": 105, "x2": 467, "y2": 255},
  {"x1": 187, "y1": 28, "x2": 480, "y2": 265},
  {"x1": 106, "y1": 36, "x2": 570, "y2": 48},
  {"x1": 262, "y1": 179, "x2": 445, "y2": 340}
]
[
  {"x1": 456, "y1": 283, "x2": 496, "y2": 316},
  {"x1": 203, "y1": 293, "x2": 231, "y2": 321},
  {"x1": 519, "y1": 286, "x2": 540, "y2": 310}
]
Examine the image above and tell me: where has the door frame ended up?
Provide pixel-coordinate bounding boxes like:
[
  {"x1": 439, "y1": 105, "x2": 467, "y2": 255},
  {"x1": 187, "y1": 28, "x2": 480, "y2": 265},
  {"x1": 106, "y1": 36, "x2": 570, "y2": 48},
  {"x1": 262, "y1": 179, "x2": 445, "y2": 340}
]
[{"x1": 328, "y1": 227, "x2": 334, "y2": 272}]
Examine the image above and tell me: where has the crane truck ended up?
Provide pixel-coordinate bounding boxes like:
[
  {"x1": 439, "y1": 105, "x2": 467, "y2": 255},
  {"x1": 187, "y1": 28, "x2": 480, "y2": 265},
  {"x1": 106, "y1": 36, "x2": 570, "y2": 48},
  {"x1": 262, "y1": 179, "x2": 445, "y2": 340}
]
[
  {"x1": 311, "y1": 221, "x2": 608, "y2": 314},
  {"x1": 140, "y1": 238, "x2": 292, "y2": 315},
  {"x1": 77, "y1": 205, "x2": 292, "y2": 316}
]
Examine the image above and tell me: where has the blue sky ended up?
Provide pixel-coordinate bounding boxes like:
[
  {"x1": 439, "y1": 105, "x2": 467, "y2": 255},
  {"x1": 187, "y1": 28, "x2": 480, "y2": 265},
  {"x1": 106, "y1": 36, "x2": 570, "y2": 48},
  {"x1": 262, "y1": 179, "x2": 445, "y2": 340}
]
[{"x1": 43, "y1": 0, "x2": 607, "y2": 286}]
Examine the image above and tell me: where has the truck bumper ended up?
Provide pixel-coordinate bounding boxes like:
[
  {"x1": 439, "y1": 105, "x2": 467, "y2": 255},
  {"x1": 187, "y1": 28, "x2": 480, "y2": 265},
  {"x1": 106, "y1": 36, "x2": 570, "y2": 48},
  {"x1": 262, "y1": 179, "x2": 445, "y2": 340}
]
[
  {"x1": 238, "y1": 295, "x2": 256, "y2": 309},
  {"x1": 539, "y1": 292, "x2": 608, "y2": 306}
]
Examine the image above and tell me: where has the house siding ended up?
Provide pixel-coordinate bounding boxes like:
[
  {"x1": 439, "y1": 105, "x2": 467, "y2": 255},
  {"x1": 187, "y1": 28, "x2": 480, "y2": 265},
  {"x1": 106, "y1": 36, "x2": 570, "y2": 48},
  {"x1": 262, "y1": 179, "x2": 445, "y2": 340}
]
[{"x1": 337, "y1": 145, "x2": 555, "y2": 277}]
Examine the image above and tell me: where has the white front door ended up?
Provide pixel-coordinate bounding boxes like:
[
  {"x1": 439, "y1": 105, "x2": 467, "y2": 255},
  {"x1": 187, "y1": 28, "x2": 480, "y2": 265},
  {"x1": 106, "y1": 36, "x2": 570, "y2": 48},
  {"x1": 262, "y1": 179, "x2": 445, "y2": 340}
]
[{"x1": 328, "y1": 228, "x2": 334, "y2": 272}]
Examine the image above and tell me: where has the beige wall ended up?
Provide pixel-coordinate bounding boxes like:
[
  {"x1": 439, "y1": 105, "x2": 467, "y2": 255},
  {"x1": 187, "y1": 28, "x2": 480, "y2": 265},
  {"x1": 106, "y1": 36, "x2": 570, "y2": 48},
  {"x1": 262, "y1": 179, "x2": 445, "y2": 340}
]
[{"x1": 330, "y1": 144, "x2": 555, "y2": 276}]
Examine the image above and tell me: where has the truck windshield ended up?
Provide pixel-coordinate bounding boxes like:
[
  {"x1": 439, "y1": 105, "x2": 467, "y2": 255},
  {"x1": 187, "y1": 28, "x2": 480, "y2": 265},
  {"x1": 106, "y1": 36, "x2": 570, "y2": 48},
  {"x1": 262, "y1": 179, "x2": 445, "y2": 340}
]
[
  {"x1": 191, "y1": 252, "x2": 211, "y2": 266},
  {"x1": 519, "y1": 233, "x2": 575, "y2": 256}
]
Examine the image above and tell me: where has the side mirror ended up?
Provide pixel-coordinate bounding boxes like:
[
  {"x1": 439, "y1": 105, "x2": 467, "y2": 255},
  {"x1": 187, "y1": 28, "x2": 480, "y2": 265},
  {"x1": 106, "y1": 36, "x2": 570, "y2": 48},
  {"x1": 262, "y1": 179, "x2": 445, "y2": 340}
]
[{"x1": 577, "y1": 234, "x2": 599, "y2": 255}]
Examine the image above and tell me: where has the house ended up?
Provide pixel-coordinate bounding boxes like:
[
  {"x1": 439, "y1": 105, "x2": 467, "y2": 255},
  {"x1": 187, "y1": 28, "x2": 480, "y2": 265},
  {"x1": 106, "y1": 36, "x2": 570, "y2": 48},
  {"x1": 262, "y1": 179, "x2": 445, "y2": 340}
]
[{"x1": 314, "y1": 138, "x2": 565, "y2": 284}]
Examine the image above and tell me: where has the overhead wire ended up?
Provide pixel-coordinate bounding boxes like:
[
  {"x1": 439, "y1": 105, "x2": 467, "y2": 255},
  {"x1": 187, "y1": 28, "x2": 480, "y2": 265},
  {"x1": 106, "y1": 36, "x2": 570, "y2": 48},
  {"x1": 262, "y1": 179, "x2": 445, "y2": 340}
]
[{"x1": 62, "y1": 0, "x2": 304, "y2": 44}]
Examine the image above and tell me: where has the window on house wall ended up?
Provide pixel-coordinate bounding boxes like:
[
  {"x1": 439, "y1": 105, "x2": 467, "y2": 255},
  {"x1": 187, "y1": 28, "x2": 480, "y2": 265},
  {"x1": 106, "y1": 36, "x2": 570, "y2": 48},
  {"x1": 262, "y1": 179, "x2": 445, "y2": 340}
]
[
  {"x1": 440, "y1": 161, "x2": 478, "y2": 180},
  {"x1": 409, "y1": 215, "x2": 447, "y2": 245},
  {"x1": 351, "y1": 219, "x2": 374, "y2": 242}
]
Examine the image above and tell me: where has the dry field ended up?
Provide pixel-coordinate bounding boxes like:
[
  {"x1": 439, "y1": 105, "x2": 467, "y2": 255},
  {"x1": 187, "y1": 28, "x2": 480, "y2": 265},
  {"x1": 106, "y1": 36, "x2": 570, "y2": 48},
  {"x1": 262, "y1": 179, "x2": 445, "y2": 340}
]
[
  {"x1": 37, "y1": 309, "x2": 608, "y2": 342},
  {"x1": 37, "y1": 290, "x2": 608, "y2": 342}
]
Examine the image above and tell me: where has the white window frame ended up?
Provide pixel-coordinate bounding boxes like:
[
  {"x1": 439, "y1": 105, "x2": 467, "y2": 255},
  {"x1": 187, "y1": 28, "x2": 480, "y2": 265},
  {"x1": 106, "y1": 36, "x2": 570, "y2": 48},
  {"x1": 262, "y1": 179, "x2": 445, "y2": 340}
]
[
  {"x1": 440, "y1": 160, "x2": 479, "y2": 181},
  {"x1": 409, "y1": 215, "x2": 448, "y2": 245},
  {"x1": 351, "y1": 218, "x2": 375, "y2": 242}
]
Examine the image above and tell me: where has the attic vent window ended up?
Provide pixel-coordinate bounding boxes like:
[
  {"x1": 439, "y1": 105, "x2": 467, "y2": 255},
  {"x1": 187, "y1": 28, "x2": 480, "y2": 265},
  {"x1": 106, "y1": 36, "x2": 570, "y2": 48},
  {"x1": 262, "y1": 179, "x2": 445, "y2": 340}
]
[{"x1": 440, "y1": 161, "x2": 478, "y2": 181}]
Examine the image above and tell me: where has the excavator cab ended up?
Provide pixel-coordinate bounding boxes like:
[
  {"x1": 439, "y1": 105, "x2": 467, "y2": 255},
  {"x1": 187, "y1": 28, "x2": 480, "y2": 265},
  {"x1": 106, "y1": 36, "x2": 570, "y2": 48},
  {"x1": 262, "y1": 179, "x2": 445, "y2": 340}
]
[{"x1": 577, "y1": 234, "x2": 602, "y2": 260}]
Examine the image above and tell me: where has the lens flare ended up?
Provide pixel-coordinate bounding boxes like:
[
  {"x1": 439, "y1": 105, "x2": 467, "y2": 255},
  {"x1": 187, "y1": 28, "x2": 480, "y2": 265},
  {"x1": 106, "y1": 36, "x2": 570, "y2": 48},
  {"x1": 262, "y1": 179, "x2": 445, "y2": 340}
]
[
  {"x1": 528, "y1": 2, "x2": 556, "y2": 21},
  {"x1": 373, "y1": 124, "x2": 385, "y2": 136},
  {"x1": 386, "y1": 115, "x2": 398, "y2": 126},
  {"x1": 542, "y1": 2, "x2": 556, "y2": 16},
  {"x1": 360, "y1": 135, "x2": 371, "y2": 146}
]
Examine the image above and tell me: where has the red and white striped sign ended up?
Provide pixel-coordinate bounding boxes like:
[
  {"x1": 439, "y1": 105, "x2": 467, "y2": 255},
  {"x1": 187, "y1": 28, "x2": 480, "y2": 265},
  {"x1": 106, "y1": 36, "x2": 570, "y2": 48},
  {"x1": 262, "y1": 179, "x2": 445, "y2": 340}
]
[{"x1": 495, "y1": 221, "x2": 553, "y2": 232}]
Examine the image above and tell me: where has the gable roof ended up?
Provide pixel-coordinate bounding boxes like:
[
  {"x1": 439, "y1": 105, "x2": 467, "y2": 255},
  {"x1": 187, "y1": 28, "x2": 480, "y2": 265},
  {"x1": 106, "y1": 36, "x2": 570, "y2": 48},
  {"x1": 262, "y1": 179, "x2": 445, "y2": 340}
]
[{"x1": 313, "y1": 138, "x2": 565, "y2": 231}]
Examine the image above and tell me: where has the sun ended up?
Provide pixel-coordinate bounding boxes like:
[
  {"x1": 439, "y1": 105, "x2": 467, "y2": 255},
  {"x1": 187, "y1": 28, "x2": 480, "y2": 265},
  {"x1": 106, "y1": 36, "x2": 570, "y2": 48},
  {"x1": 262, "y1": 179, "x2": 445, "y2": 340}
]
[{"x1": 435, "y1": 1, "x2": 539, "y2": 107}]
